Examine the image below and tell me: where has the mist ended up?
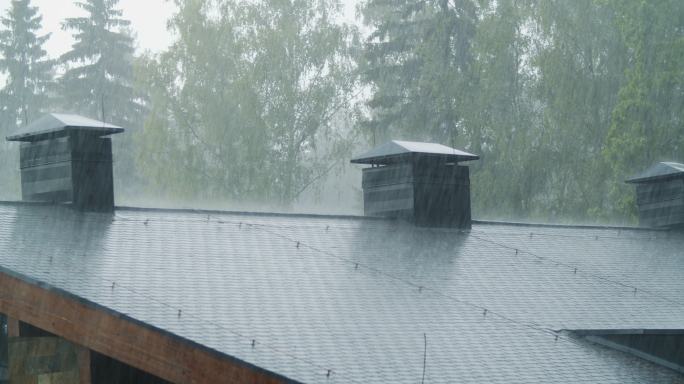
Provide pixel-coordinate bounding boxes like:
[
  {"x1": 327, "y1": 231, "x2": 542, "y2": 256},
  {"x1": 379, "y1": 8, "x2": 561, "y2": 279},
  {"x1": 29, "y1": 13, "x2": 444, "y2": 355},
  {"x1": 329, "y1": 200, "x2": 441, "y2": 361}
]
[
  {"x1": 1, "y1": 2, "x2": 684, "y2": 383},
  {"x1": 1, "y1": 0, "x2": 682, "y2": 225}
]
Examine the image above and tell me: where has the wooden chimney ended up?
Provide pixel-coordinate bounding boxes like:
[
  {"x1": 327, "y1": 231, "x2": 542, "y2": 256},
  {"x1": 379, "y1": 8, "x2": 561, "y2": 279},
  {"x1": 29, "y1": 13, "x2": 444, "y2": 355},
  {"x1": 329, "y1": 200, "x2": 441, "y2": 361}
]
[
  {"x1": 6, "y1": 113, "x2": 124, "y2": 212},
  {"x1": 626, "y1": 162, "x2": 684, "y2": 228},
  {"x1": 351, "y1": 140, "x2": 479, "y2": 228}
]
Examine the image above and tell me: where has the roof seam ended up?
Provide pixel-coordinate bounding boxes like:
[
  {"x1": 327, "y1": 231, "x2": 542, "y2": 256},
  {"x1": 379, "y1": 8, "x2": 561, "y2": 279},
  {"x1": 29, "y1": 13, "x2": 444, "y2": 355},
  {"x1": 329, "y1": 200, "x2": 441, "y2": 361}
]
[
  {"x1": 0, "y1": 233, "x2": 351, "y2": 383},
  {"x1": 467, "y1": 233, "x2": 684, "y2": 308},
  {"x1": 110, "y1": 213, "x2": 596, "y2": 353},
  {"x1": 238, "y1": 220, "x2": 591, "y2": 350}
]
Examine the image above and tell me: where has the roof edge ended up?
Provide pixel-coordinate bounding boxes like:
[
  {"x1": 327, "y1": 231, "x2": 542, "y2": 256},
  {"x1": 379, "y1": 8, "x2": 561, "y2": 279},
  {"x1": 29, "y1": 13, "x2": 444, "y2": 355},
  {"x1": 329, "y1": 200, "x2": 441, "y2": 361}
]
[
  {"x1": 0, "y1": 200, "x2": 389, "y2": 222},
  {"x1": 0, "y1": 265, "x2": 304, "y2": 384},
  {"x1": 570, "y1": 329, "x2": 684, "y2": 336},
  {"x1": 0, "y1": 200, "x2": 673, "y2": 232},
  {"x1": 115, "y1": 205, "x2": 389, "y2": 222},
  {"x1": 581, "y1": 333, "x2": 684, "y2": 376}
]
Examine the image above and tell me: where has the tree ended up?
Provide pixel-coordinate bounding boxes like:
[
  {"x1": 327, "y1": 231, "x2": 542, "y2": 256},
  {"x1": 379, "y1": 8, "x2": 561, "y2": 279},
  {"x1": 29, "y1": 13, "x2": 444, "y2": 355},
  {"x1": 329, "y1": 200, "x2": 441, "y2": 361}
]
[
  {"x1": 0, "y1": 0, "x2": 53, "y2": 199},
  {"x1": 59, "y1": 0, "x2": 146, "y2": 201},
  {"x1": 604, "y1": 0, "x2": 684, "y2": 220},
  {"x1": 0, "y1": 0, "x2": 52, "y2": 130},
  {"x1": 136, "y1": 0, "x2": 358, "y2": 205},
  {"x1": 59, "y1": 0, "x2": 142, "y2": 127},
  {"x1": 358, "y1": 0, "x2": 645, "y2": 223},
  {"x1": 527, "y1": 0, "x2": 628, "y2": 220},
  {"x1": 359, "y1": 0, "x2": 478, "y2": 144},
  {"x1": 466, "y1": 0, "x2": 544, "y2": 218}
]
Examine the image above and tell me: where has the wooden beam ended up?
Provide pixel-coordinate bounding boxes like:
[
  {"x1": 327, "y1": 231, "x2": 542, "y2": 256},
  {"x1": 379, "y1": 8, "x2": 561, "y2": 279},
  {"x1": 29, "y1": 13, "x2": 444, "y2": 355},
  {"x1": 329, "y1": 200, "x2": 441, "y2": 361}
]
[
  {"x1": 76, "y1": 345, "x2": 91, "y2": 384},
  {"x1": 0, "y1": 271, "x2": 288, "y2": 384},
  {"x1": 7, "y1": 316, "x2": 19, "y2": 337}
]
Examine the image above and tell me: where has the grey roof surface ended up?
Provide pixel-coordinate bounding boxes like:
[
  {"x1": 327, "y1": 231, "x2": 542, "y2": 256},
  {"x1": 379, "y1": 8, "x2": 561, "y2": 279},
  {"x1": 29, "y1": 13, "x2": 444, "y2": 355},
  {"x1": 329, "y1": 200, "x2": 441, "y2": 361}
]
[
  {"x1": 0, "y1": 202, "x2": 684, "y2": 383},
  {"x1": 350, "y1": 140, "x2": 479, "y2": 164},
  {"x1": 6, "y1": 113, "x2": 124, "y2": 142},
  {"x1": 626, "y1": 162, "x2": 684, "y2": 183}
]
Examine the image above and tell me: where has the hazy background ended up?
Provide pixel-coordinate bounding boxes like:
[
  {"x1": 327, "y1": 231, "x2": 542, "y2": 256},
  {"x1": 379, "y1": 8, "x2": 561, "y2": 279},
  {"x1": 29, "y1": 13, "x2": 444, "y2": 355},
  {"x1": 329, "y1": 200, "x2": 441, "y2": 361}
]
[
  {"x1": 1, "y1": 0, "x2": 682, "y2": 224},
  {"x1": 0, "y1": 0, "x2": 365, "y2": 214},
  {"x1": 0, "y1": 0, "x2": 360, "y2": 57},
  {"x1": 3, "y1": 0, "x2": 176, "y2": 55}
]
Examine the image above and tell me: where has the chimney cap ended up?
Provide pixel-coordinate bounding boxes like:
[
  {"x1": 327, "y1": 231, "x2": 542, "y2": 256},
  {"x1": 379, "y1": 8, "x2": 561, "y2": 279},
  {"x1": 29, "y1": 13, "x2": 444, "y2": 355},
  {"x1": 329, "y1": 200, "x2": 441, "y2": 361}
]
[
  {"x1": 625, "y1": 162, "x2": 684, "y2": 184},
  {"x1": 350, "y1": 140, "x2": 479, "y2": 165},
  {"x1": 6, "y1": 113, "x2": 124, "y2": 142}
]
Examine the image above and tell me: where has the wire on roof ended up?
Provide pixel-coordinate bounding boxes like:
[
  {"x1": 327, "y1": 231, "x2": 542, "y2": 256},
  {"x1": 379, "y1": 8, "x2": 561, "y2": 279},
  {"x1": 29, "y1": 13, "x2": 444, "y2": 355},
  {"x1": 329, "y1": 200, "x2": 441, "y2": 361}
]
[
  {"x1": 61, "y1": 215, "x2": 594, "y2": 379},
  {"x1": 105, "y1": 212, "x2": 682, "y2": 360},
  {"x1": 466, "y1": 232, "x2": 684, "y2": 307},
  {"x1": 469, "y1": 227, "x2": 674, "y2": 242},
  {"x1": 89, "y1": 269, "x2": 347, "y2": 383},
  {"x1": 23, "y1": 233, "x2": 347, "y2": 382},
  {"x1": 240, "y1": 220, "x2": 588, "y2": 349},
  {"x1": 112, "y1": 212, "x2": 684, "y2": 314}
]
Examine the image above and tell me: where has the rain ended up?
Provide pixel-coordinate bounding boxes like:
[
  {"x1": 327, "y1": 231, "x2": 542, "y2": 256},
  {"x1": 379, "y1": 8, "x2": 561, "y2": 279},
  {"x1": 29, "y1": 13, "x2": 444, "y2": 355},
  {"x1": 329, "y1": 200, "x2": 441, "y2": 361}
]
[{"x1": 0, "y1": 0, "x2": 683, "y2": 383}]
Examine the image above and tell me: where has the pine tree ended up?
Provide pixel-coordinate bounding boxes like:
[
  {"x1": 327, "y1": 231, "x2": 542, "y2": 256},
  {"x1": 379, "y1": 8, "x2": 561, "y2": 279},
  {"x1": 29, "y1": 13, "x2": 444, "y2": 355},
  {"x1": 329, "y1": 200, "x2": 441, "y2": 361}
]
[
  {"x1": 359, "y1": 0, "x2": 478, "y2": 144},
  {"x1": 0, "y1": 0, "x2": 53, "y2": 130},
  {"x1": 59, "y1": 0, "x2": 141, "y2": 127},
  {"x1": 59, "y1": 0, "x2": 146, "y2": 202},
  {"x1": 0, "y1": 0, "x2": 53, "y2": 199}
]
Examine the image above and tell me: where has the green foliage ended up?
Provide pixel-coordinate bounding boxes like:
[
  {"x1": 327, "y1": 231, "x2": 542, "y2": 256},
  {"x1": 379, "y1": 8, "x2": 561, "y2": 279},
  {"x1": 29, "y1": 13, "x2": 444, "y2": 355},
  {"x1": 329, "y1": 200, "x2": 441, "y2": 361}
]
[
  {"x1": 1, "y1": 0, "x2": 682, "y2": 221},
  {"x1": 0, "y1": 0, "x2": 52, "y2": 129},
  {"x1": 58, "y1": 0, "x2": 142, "y2": 127},
  {"x1": 136, "y1": 0, "x2": 359, "y2": 205},
  {"x1": 604, "y1": 0, "x2": 684, "y2": 220},
  {"x1": 529, "y1": 0, "x2": 627, "y2": 220},
  {"x1": 0, "y1": 0, "x2": 52, "y2": 199},
  {"x1": 360, "y1": 0, "x2": 683, "y2": 223},
  {"x1": 359, "y1": 0, "x2": 477, "y2": 143},
  {"x1": 58, "y1": 0, "x2": 146, "y2": 201},
  {"x1": 465, "y1": 0, "x2": 542, "y2": 218}
]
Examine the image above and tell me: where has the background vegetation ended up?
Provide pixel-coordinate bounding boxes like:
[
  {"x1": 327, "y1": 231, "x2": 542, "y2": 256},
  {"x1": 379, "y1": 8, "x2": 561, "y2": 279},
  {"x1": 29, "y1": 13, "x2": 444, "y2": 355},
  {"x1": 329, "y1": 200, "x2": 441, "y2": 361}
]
[{"x1": 1, "y1": 0, "x2": 683, "y2": 223}]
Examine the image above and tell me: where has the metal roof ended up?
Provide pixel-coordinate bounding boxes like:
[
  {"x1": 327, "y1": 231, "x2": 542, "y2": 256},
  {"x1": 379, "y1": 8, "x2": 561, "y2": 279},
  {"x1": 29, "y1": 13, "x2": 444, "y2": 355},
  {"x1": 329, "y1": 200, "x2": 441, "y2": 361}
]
[
  {"x1": 626, "y1": 162, "x2": 684, "y2": 184},
  {"x1": 6, "y1": 113, "x2": 124, "y2": 142},
  {"x1": 350, "y1": 140, "x2": 479, "y2": 165},
  {"x1": 0, "y1": 202, "x2": 683, "y2": 383}
]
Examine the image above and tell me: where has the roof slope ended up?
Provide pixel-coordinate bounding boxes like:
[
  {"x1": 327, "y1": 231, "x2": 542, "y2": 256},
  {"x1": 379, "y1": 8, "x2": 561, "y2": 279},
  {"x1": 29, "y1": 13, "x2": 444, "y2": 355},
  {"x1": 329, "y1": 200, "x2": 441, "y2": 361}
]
[{"x1": 0, "y1": 203, "x2": 683, "y2": 383}]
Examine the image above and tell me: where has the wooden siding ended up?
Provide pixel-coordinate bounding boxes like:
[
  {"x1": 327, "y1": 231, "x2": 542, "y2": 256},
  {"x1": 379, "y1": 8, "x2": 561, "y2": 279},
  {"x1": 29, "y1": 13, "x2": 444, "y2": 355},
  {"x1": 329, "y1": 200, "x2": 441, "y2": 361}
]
[
  {"x1": 18, "y1": 134, "x2": 116, "y2": 211},
  {"x1": 361, "y1": 162, "x2": 471, "y2": 228},
  {"x1": 8, "y1": 337, "x2": 82, "y2": 383},
  {"x1": 0, "y1": 272, "x2": 288, "y2": 384},
  {"x1": 635, "y1": 179, "x2": 684, "y2": 227}
]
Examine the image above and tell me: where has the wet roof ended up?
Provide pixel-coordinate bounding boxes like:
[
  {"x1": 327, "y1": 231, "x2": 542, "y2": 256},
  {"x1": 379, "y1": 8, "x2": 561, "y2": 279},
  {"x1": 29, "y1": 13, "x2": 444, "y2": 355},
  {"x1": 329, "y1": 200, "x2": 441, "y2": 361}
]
[
  {"x1": 6, "y1": 113, "x2": 124, "y2": 142},
  {"x1": 350, "y1": 140, "x2": 479, "y2": 165},
  {"x1": 626, "y1": 162, "x2": 684, "y2": 184},
  {"x1": 0, "y1": 202, "x2": 683, "y2": 383}
]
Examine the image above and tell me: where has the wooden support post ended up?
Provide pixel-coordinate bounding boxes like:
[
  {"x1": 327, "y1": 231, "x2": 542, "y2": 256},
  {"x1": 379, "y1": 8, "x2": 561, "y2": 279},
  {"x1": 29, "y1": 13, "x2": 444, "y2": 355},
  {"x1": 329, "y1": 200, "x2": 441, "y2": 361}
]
[
  {"x1": 76, "y1": 345, "x2": 91, "y2": 384},
  {"x1": 6, "y1": 316, "x2": 19, "y2": 337}
]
